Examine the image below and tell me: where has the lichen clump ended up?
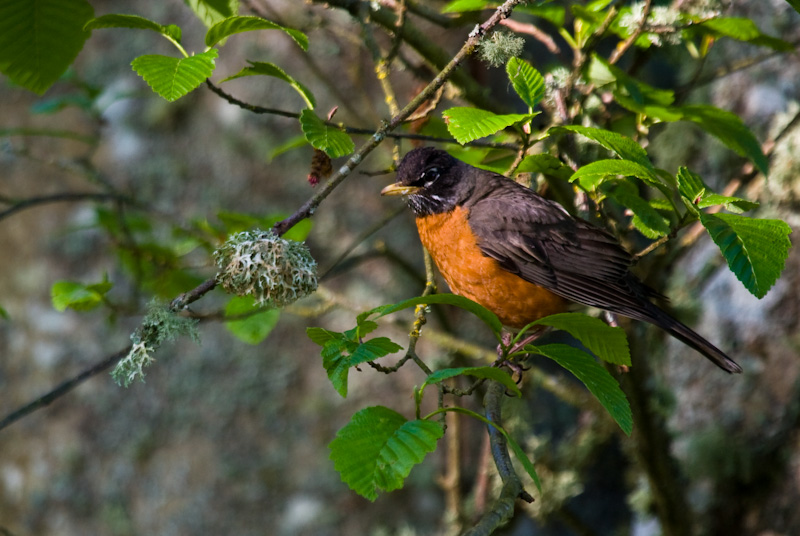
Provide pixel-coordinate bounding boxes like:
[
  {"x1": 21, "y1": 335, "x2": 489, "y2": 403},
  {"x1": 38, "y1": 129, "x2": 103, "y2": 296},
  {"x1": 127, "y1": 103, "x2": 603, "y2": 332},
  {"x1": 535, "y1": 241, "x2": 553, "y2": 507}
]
[
  {"x1": 113, "y1": 301, "x2": 200, "y2": 387},
  {"x1": 214, "y1": 230, "x2": 318, "y2": 307}
]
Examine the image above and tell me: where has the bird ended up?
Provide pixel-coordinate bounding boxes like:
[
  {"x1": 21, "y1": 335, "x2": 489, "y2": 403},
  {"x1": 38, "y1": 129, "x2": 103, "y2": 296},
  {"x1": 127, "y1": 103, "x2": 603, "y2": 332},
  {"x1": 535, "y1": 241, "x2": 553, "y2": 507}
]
[{"x1": 380, "y1": 146, "x2": 741, "y2": 373}]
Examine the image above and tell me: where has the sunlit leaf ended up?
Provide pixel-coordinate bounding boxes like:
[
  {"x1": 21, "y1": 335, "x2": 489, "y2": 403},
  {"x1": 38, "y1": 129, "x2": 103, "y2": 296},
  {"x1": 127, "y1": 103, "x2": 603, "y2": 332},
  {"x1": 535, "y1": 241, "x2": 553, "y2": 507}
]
[
  {"x1": 299, "y1": 109, "x2": 354, "y2": 158},
  {"x1": 205, "y1": 15, "x2": 308, "y2": 50},
  {"x1": 700, "y1": 213, "x2": 791, "y2": 298},
  {"x1": 532, "y1": 312, "x2": 631, "y2": 366},
  {"x1": 506, "y1": 57, "x2": 545, "y2": 109},
  {"x1": 443, "y1": 107, "x2": 534, "y2": 145},
  {"x1": 531, "y1": 344, "x2": 633, "y2": 435},
  {"x1": 221, "y1": 61, "x2": 315, "y2": 108},
  {"x1": 224, "y1": 295, "x2": 280, "y2": 345},
  {"x1": 131, "y1": 50, "x2": 218, "y2": 102},
  {"x1": 0, "y1": 0, "x2": 93, "y2": 94},
  {"x1": 84, "y1": 14, "x2": 182, "y2": 42},
  {"x1": 329, "y1": 406, "x2": 443, "y2": 501}
]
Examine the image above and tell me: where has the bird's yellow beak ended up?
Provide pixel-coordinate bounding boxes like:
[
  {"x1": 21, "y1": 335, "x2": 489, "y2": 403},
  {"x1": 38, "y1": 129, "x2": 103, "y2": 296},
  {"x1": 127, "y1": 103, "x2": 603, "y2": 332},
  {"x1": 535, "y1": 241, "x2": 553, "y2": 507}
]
[{"x1": 380, "y1": 183, "x2": 421, "y2": 196}]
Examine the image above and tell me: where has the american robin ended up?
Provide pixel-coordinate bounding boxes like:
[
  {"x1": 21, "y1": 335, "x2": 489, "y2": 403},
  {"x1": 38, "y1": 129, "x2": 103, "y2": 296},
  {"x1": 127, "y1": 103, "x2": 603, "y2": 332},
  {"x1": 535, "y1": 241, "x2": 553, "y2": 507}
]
[{"x1": 381, "y1": 147, "x2": 741, "y2": 373}]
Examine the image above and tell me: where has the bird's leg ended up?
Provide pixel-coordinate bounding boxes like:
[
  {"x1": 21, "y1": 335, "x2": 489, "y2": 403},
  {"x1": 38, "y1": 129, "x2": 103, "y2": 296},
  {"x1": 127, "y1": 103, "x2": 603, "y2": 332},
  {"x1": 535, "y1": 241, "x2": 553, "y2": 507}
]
[{"x1": 494, "y1": 327, "x2": 548, "y2": 385}]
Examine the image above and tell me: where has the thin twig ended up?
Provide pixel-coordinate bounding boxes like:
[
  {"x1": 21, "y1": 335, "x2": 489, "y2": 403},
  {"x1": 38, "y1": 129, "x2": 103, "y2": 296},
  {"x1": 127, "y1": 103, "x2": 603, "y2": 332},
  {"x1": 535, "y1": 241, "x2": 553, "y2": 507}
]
[
  {"x1": 0, "y1": 192, "x2": 131, "y2": 223},
  {"x1": 0, "y1": 347, "x2": 131, "y2": 432}
]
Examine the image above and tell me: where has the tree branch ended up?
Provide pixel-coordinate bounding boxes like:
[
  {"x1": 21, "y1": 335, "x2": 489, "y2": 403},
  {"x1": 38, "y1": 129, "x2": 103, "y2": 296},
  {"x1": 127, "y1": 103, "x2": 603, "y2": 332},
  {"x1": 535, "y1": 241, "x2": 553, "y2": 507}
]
[{"x1": 463, "y1": 380, "x2": 532, "y2": 536}]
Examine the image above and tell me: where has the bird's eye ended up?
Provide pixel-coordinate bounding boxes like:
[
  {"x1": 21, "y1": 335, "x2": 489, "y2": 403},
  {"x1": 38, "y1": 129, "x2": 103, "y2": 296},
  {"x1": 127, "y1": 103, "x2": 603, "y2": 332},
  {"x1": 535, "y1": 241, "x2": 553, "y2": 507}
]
[{"x1": 420, "y1": 167, "x2": 439, "y2": 187}]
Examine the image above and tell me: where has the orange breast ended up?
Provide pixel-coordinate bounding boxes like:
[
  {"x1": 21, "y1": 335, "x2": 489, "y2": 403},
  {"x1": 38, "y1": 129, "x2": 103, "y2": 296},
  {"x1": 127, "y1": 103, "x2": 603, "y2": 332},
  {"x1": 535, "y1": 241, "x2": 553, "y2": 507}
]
[{"x1": 416, "y1": 206, "x2": 568, "y2": 329}]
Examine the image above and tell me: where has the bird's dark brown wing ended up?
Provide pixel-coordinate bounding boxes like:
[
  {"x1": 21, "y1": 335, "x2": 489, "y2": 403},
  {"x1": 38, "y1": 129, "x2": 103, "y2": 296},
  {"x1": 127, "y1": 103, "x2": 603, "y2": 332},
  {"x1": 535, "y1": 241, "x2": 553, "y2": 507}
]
[
  {"x1": 465, "y1": 179, "x2": 659, "y2": 318},
  {"x1": 464, "y1": 175, "x2": 742, "y2": 373}
]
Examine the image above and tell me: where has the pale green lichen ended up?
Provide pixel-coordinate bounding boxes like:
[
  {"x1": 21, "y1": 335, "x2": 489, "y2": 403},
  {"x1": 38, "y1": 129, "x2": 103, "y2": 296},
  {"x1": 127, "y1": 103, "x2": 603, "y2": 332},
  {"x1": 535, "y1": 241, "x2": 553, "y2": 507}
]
[
  {"x1": 112, "y1": 300, "x2": 200, "y2": 387},
  {"x1": 479, "y1": 31, "x2": 525, "y2": 68},
  {"x1": 214, "y1": 230, "x2": 318, "y2": 308}
]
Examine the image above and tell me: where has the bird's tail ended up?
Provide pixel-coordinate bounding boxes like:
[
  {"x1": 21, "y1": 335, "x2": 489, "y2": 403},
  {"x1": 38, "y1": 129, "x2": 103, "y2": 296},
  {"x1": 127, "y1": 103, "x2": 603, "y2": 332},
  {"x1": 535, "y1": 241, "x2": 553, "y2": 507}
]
[{"x1": 641, "y1": 303, "x2": 742, "y2": 374}]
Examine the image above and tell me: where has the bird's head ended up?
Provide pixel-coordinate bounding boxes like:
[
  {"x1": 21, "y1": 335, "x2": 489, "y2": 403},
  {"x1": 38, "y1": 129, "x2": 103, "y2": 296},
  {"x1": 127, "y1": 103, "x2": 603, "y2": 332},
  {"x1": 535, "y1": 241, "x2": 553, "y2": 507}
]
[{"x1": 381, "y1": 147, "x2": 474, "y2": 216}]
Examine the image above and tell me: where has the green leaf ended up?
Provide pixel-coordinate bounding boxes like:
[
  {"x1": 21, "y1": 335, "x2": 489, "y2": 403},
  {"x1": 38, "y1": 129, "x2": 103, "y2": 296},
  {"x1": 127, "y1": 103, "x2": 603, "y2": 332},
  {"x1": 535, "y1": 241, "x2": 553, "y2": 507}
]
[
  {"x1": 601, "y1": 179, "x2": 671, "y2": 238},
  {"x1": 299, "y1": 109, "x2": 354, "y2": 158},
  {"x1": 221, "y1": 61, "x2": 315, "y2": 108},
  {"x1": 698, "y1": 194, "x2": 758, "y2": 213},
  {"x1": 516, "y1": 154, "x2": 574, "y2": 182},
  {"x1": 443, "y1": 107, "x2": 534, "y2": 145},
  {"x1": 224, "y1": 295, "x2": 280, "y2": 345},
  {"x1": 329, "y1": 406, "x2": 444, "y2": 501},
  {"x1": 532, "y1": 344, "x2": 633, "y2": 435},
  {"x1": 697, "y1": 17, "x2": 794, "y2": 51},
  {"x1": 506, "y1": 57, "x2": 545, "y2": 109},
  {"x1": 570, "y1": 159, "x2": 659, "y2": 190},
  {"x1": 205, "y1": 15, "x2": 308, "y2": 50},
  {"x1": 0, "y1": 306, "x2": 8, "y2": 320},
  {"x1": 315, "y1": 332, "x2": 403, "y2": 397},
  {"x1": 677, "y1": 105, "x2": 769, "y2": 176},
  {"x1": 363, "y1": 294, "x2": 503, "y2": 335},
  {"x1": 676, "y1": 167, "x2": 758, "y2": 213},
  {"x1": 442, "y1": 0, "x2": 496, "y2": 13},
  {"x1": 306, "y1": 326, "x2": 345, "y2": 346},
  {"x1": 131, "y1": 50, "x2": 218, "y2": 102},
  {"x1": 0, "y1": 0, "x2": 93, "y2": 95},
  {"x1": 532, "y1": 313, "x2": 631, "y2": 366},
  {"x1": 51, "y1": 280, "x2": 111, "y2": 312},
  {"x1": 84, "y1": 14, "x2": 182, "y2": 43},
  {"x1": 183, "y1": 0, "x2": 238, "y2": 28},
  {"x1": 421, "y1": 367, "x2": 521, "y2": 397},
  {"x1": 517, "y1": 4, "x2": 566, "y2": 27},
  {"x1": 552, "y1": 125, "x2": 653, "y2": 169},
  {"x1": 699, "y1": 213, "x2": 791, "y2": 299},
  {"x1": 787, "y1": 0, "x2": 800, "y2": 15}
]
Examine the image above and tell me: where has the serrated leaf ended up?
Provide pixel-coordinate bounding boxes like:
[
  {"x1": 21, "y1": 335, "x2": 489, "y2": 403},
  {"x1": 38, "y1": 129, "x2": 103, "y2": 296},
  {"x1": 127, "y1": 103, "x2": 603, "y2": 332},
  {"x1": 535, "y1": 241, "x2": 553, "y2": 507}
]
[
  {"x1": 506, "y1": 57, "x2": 545, "y2": 109},
  {"x1": 363, "y1": 294, "x2": 502, "y2": 334},
  {"x1": 51, "y1": 280, "x2": 109, "y2": 312},
  {"x1": 552, "y1": 125, "x2": 653, "y2": 168},
  {"x1": 697, "y1": 17, "x2": 794, "y2": 51},
  {"x1": 516, "y1": 154, "x2": 574, "y2": 181},
  {"x1": 329, "y1": 406, "x2": 444, "y2": 501},
  {"x1": 532, "y1": 313, "x2": 631, "y2": 366},
  {"x1": 221, "y1": 61, "x2": 315, "y2": 108},
  {"x1": 698, "y1": 194, "x2": 758, "y2": 213},
  {"x1": 517, "y1": 4, "x2": 566, "y2": 26},
  {"x1": 601, "y1": 179, "x2": 670, "y2": 237},
  {"x1": 443, "y1": 107, "x2": 534, "y2": 145},
  {"x1": 84, "y1": 14, "x2": 182, "y2": 42},
  {"x1": 678, "y1": 105, "x2": 768, "y2": 176},
  {"x1": 0, "y1": 0, "x2": 93, "y2": 95},
  {"x1": 318, "y1": 335, "x2": 402, "y2": 397},
  {"x1": 676, "y1": 166, "x2": 706, "y2": 202},
  {"x1": 677, "y1": 167, "x2": 759, "y2": 213},
  {"x1": 533, "y1": 344, "x2": 632, "y2": 435},
  {"x1": 131, "y1": 50, "x2": 218, "y2": 102},
  {"x1": 224, "y1": 295, "x2": 280, "y2": 345},
  {"x1": 306, "y1": 326, "x2": 345, "y2": 346},
  {"x1": 442, "y1": 0, "x2": 496, "y2": 13},
  {"x1": 421, "y1": 367, "x2": 521, "y2": 397},
  {"x1": 350, "y1": 338, "x2": 403, "y2": 363},
  {"x1": 570, "y1": 159, "x2": 659, "y2": 190},
  {"x1": 322, "y1": 340, "x2": 354, "y2": 397},
  {"x1": 183, "y1": 0, "x2": 238, "y2": 27},
  {"x1": 299, "y1": 109, "x2": 354, "y2": 158},
  {"x1": 700, "y1": 213, "x2": 791, "y2": 298},
  {"x1": 205, "y1": 15, "x2": 308, "y2": 50}
]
